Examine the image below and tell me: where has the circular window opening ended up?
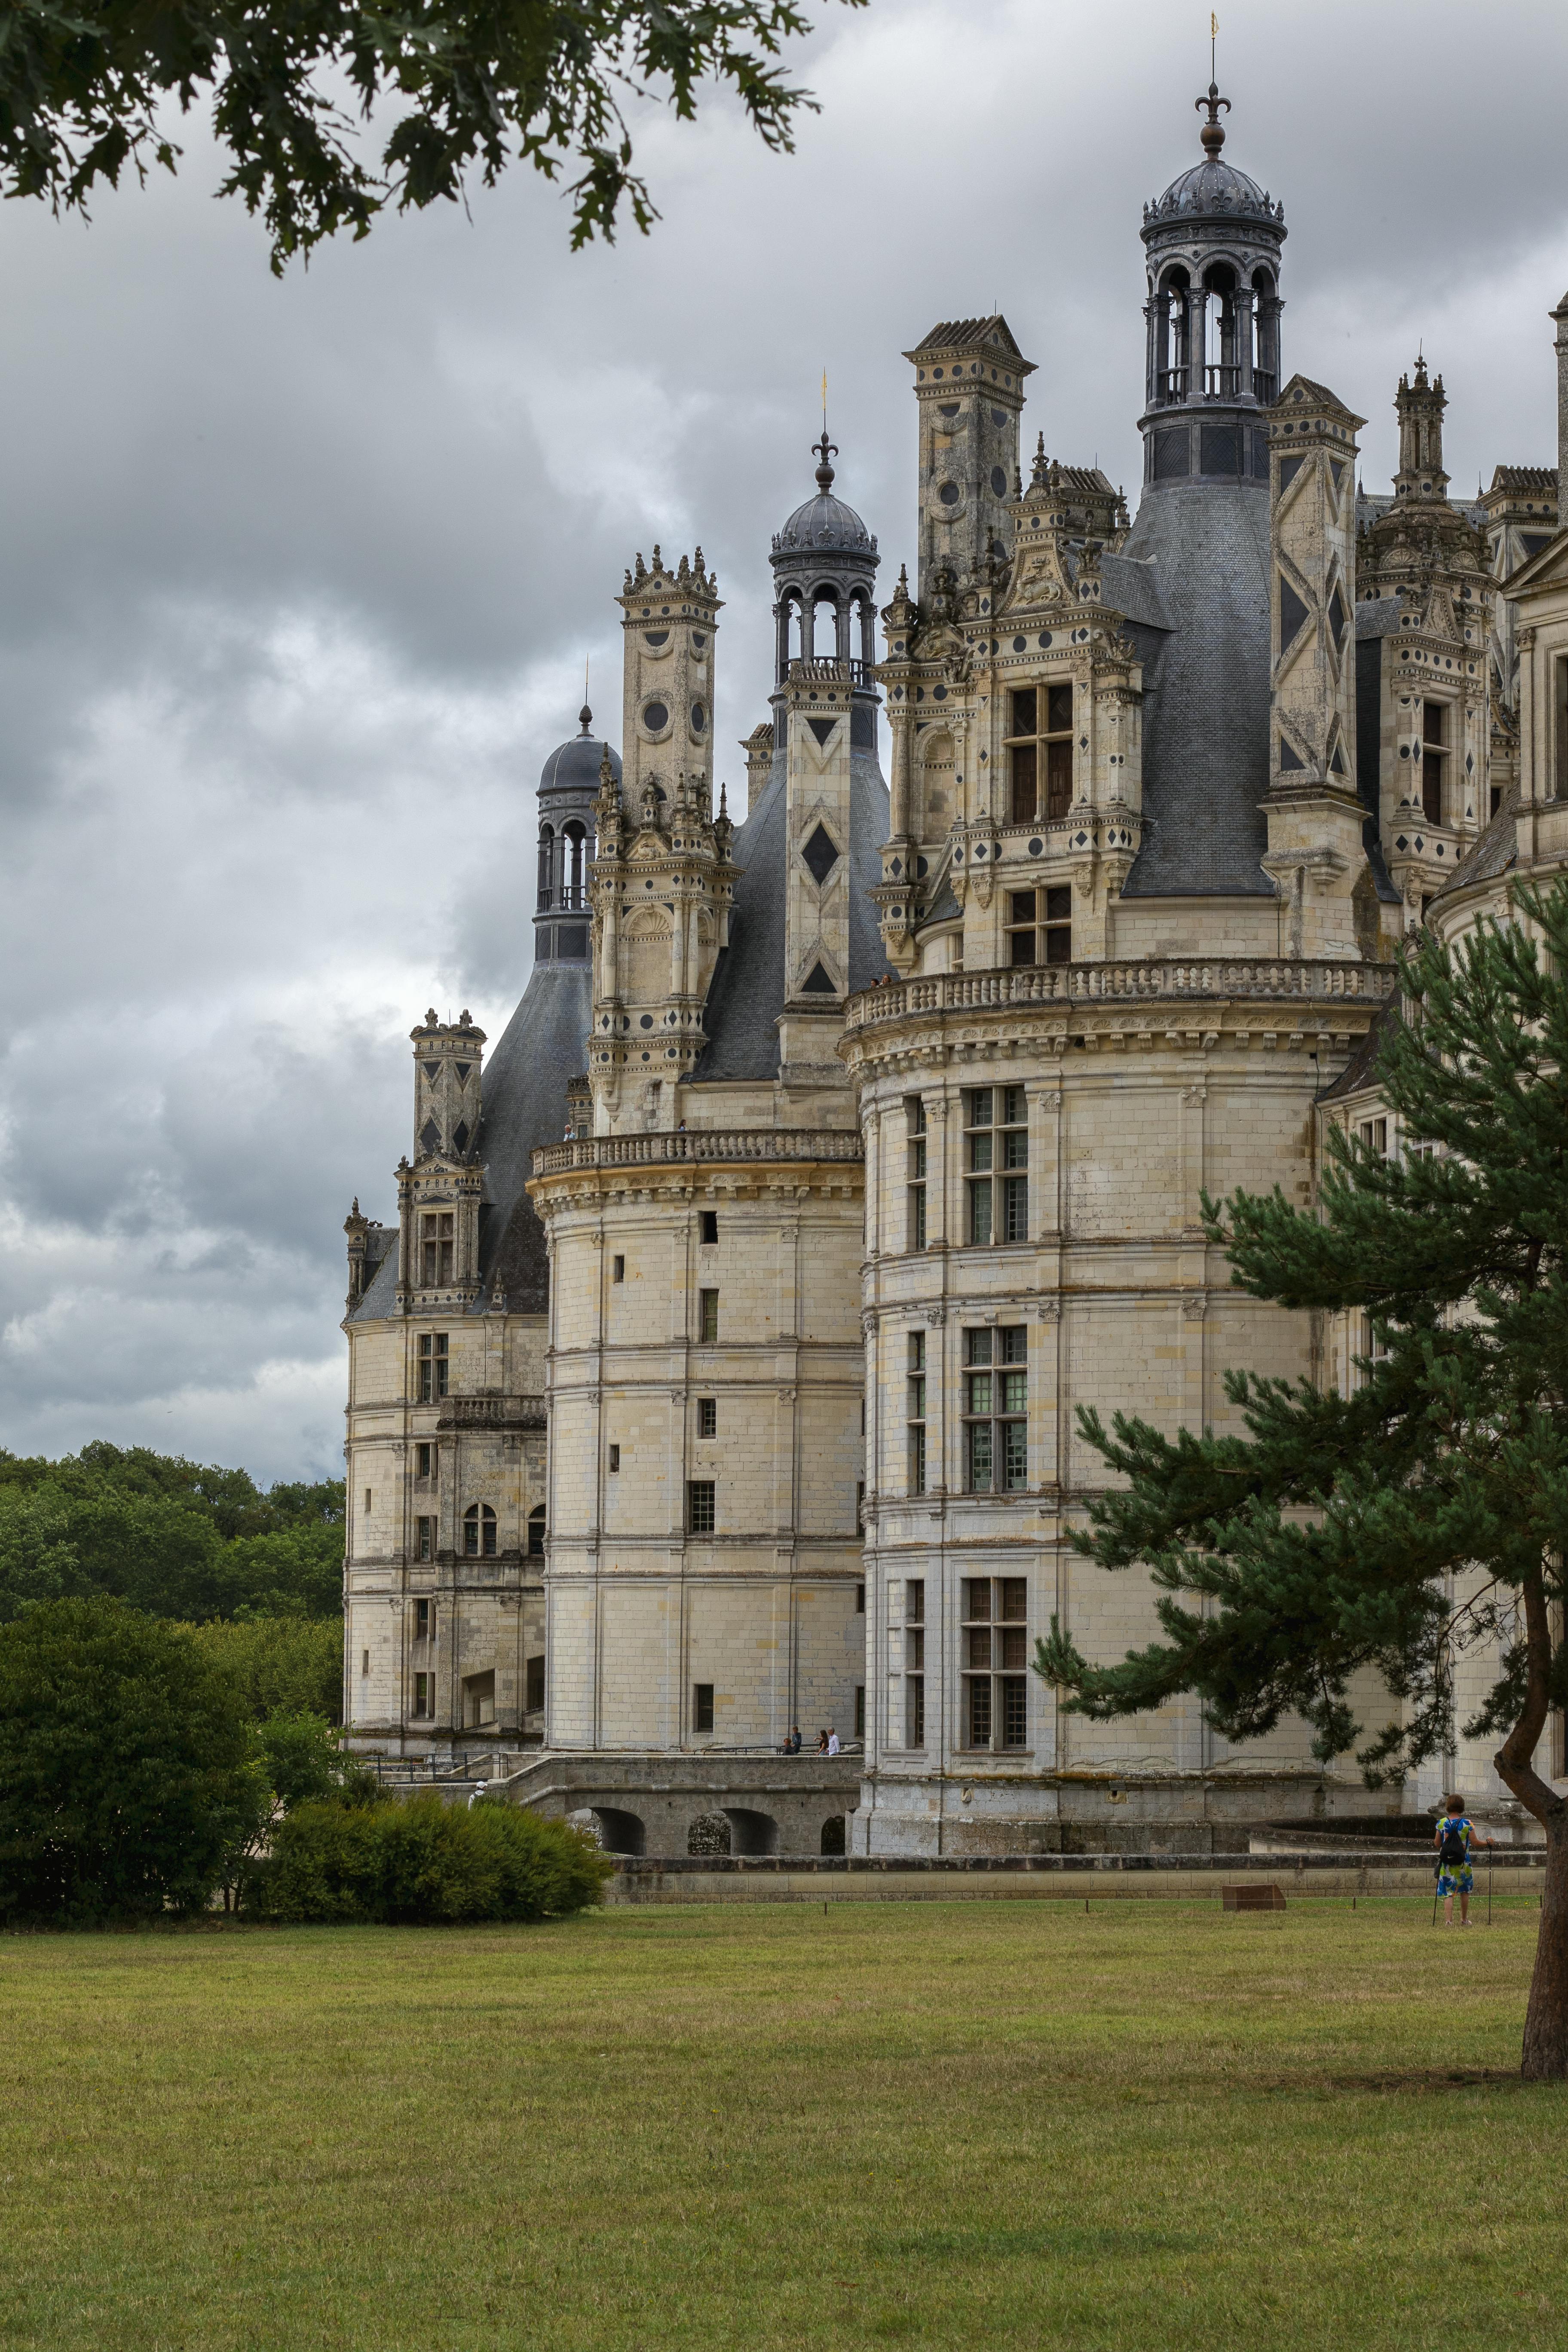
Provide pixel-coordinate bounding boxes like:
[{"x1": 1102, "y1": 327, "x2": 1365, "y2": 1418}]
[
  {"x1": 643, "y1": 630, "x2": 669, "y2": 648},
  {"x1": 643, "y1": 701, "x2": 669, "y2": 732},
  {"x1": 690, "y1": 702, "x2": 706, "y2": 734},
  {"x1": 990, "y1": 467, "x2": 1008, "y2": 497},
  {"x1": 938, "y1": 482, "x2": 960, "y2": 506}
]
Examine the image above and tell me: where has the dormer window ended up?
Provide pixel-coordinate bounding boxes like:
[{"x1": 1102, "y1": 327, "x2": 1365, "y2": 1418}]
[
  {"x1": 1006, "y1": 684, "x2": 1073, "y2": 824},
  {"x1": 421, "y1": 1212, "x2": 454, "y2": 1286},
  {"x1": 1420, "y1": 702, "x2": 1447, "y2": 826}
]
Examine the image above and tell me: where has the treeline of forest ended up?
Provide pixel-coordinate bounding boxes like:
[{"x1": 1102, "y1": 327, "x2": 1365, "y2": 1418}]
[{"x1": 0, "y1": 1443, "x2": 345, "y2": 1624}]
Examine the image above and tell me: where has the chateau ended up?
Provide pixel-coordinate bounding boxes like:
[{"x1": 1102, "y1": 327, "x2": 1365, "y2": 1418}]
[{"x1": 340, "y1": 88, "x2": 1568, "y2": 1855}]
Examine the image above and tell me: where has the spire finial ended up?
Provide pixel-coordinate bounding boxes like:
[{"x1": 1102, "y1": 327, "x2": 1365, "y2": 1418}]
[
  {"x1": 812, "y1": 426, "x2": 838, "y2": 493},
  {"x1": 1196, "y1": 50, "x2": 1230, "y2": 162}
]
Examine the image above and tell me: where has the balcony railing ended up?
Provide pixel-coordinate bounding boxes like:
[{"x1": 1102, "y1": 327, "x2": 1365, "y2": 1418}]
[
  {"x1": 436, "y1": 1393, "x2": 547, "y2": 1431},
  {"x1": 533, "y1": 1128, "x2": 864, "y2": 1177},
  {"x1": 787, "y1": 657, "x2": 876, "y2": 689},
  {"x1": 844, "y1": 959, "x2": 1397, "y2": 1033}
]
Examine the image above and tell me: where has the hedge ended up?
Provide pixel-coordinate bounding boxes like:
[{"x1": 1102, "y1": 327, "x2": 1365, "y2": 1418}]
[{"x1": 255, "y1": 1792, "x2": 609, "y2": 1923}]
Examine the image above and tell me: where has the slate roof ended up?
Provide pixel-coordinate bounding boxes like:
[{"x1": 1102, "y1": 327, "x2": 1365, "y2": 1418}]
[
  {"x1": 349, "y1": 956, "x2": 593, "y2": 1324},
  {"x1": 1432, "y1": 788, "x2": 1518, "y2": 902},
  {"x1": 472, "y1": 960, "x2": 594, "y2": 1312},
  {"x1": 1317, "y1": 992, "x2": 1402, "y2": 1103},
  {"x1": 1488, "y1": 465, "x2": 1558, "y2": 496},
  {"x1": 692, "y1": 741, "x2": 891, "y2": 1084},
  {"x1": 905, "y1": 315, "x2": 1027, "y2": 361},
  {"x1": 1118, "y1": 481, "x2": 1274, "y2": 897},
  {"x1": 1355, "y1": 595, "x2": 1405, "y2": 640},
  {"x1": 1098, "y1": 551, "x2": 1177, "y2": 632}
]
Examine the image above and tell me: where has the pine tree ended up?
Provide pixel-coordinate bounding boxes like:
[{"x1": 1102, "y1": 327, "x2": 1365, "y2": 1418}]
[{"x1": 1035, "y1": 879, "x2": 1568, "y2": 2080}]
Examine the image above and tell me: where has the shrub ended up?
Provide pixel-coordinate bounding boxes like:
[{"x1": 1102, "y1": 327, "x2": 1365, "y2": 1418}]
[
  {"x1": 259, "y1": 1793, "x2": 609, "y2": 1924},
  {"x1": 0, "y1": 1597, "x2": 263, "y2": 1924}
]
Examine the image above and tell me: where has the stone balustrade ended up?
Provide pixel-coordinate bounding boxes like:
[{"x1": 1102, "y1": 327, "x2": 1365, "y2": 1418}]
[
  {"x1": 844, "y1": 958, "x2": 1399, "y2": 1032},
  {"x1": 436, "y1": 1393, "x2": 547, "y2": 1431},
  {"x1": 532, "y1": 1128, "x2": 864, "y2": 1177}
]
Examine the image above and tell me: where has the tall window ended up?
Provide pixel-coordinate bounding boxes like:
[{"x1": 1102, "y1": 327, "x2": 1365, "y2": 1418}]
[
  {"x1": 698, "y1": 1397, "x2": 717, "y2": 1439},
  {"x1": 413, "y1": 1598, "x2": 432, "y2": 1639},
  {"x1": 1420, "y1": 701, "x2": 1446, "y2": 826},
  {"x1": 1007, "y1": 687, "x2": 1037, "y2": 822},
  {"x1": 421, "y1": 1211, "x2": 455, "y2": 1286},
  {"x1": 1005, "y1": 886, "x2": 1072, "y2": 968},
  {"x1": 693, "y1": 1683, "x2": 715, "y2": 1733},
  {"x1": 699, "y1": 1210, "x2": 719, "y2": 1245},
  {"x1": 698, "y1": 1288, "x2": 720, "y2": 1343},
  {"x1": 412, "y1": 1672, "x2": 432, "y2": 1718},
  {"x1": 1557, "y1": 656, "x2": 1568, "y2": 799},
  {"x1": 1358, "y1": 1117, "x2": 1388, "y2": 1158},
  {"x1": 418, "y1": 1332, "x2": 449, "y2": 1402},
  {"x1": 688, "y1": 1480, "x2": 716, "y2": 1535},
  {"x1": 416, "y1": 1517, "x2": 433, "y2": 1562},
  {"x1": 962, "y1": 1577, "x2": 1029, "y2": 1749},
  {"x1": 962, "y1": 1327, "x2": 1027, "y2": 1491},
  {"x1": 907, "y1": 1332, "x2": 927, "y2": 1495},
  {"x1": 527, "y1": 1506, "x2": 546, "y2": 1558},
  {"x1": 525, "y1": 1654, "x2": 545, "y2": 1712},
  {"x1": 906, "y1": 1579, "x2": 925, "y2": 1746},
  {"x1": 462, "y1": 1503, "x2": 497, "y2": 1558},
  {"x1": 906, "y1": 1096, "x2": 927, "y2": 1250},
  {"x1": 415, "y1": 1441, "x2": 436, "y2": 1481},
  {"x1": 966, "y1": 1089, "x2": 1028, "y2": 1245},
  {"x1": 1003, "y1": 683, "x2": 1074, "y2": 824}
]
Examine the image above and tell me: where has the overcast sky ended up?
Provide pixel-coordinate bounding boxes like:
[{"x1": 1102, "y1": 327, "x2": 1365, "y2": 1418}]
[{"x1": 1, "y1": 0, "x2": 1564, "y2": 1486}]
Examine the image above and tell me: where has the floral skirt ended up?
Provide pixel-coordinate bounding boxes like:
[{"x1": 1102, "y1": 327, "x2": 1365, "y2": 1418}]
[{"x1": 1438, "y1": 1865, "x2": 1474, "y2": 1896}]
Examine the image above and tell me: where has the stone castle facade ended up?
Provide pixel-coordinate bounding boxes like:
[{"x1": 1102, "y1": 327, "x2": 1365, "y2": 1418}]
[{"x1": 340, "y1": 91, "x2": 1568, "y2": 1854}]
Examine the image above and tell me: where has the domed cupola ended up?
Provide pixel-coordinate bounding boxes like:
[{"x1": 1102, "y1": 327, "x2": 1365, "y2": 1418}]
[
  {"x1": 534, "y1": 704, "x2": 619, "y2": 967},
  {"x1": 772, "y1": 434, "x2": 879, "y2": 562},
  {"x1": 1139, "y1": 86, "x2": 1287, "y2": 492},
  {"x1": 768, "y1": 433, "x2": 882, "y2": 769}
]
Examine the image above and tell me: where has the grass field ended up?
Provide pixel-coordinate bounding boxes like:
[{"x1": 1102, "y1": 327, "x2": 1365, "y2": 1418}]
[{"x1": 0, "y1": 1896, "x2": 1562, "y2": 2351}]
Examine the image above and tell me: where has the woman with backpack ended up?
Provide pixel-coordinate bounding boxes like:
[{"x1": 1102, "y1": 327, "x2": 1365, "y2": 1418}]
[{"x1": 1433, "y1": 1795, "x2": 1492, "y2": 1927}]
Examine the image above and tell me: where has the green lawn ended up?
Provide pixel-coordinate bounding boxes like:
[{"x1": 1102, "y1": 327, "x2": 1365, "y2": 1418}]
[{"x1": 0, "y1": 1896, "x2": 1560, "y2": 2350}]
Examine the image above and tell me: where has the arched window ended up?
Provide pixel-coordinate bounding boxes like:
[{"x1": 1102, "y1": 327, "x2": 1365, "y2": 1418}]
[
  {"x1": 527, "y1": 1505, "x2": 546, "y2": 1559},
  {"x1": 811, "y1": 585, "x2": 844, "y2": 667},
  {"x1": 463, "y1": 1503, "x2": 497, "y2": 1559},
  {"x1": 536, "y1": 822, "x2": 554, "y2": 911},
  {"x1": 1202, "y1": 263, "x2": 1239, "y2": 396},
  {"x1": 1159, "y1": 267, "x2": 1191, "y2": 401},
  {"x1": 563, "y1": 821, "x2": 586, "y2": 910}
]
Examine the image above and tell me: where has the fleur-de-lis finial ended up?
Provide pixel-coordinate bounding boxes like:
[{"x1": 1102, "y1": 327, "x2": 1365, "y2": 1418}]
[{"x1": 1196, "y1": 81, "x2": 1231, "y2": 159}]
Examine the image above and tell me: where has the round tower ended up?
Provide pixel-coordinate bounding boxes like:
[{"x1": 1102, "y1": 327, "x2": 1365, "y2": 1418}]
[
  {"x1": 534, "y1": 704, "x2": 620, "y2": 969},
  {"x1": 769, "y1": 433, "x2": 881, "y2": 765},
  {"x1": 1139, "y1": 83, "x2": 1287, "y2": 492}
]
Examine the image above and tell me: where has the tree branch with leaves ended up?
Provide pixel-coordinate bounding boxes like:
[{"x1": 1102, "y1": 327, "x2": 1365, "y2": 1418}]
[
  {"x1": 1036, "y1": 879, "x2": 1568, "y2": 2078},
  {"x1": 0, "y1": 0, "x2": 864, "y2": 270}
]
